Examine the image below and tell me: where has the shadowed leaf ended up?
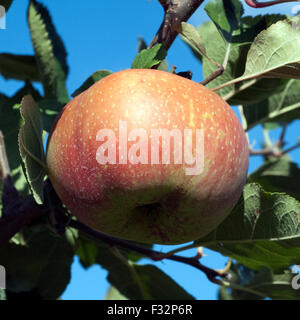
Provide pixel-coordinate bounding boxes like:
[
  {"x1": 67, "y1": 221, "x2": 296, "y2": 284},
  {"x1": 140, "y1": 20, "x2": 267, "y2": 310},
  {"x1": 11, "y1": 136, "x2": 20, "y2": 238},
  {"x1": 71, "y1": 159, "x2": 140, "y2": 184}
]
[
  {"x1": 18, "y1": 95, "x2": 46, "y2": 204},
  {"x1": 248, "y1": 157, "x2": 300, "y2": 202},
  {"x1": 105, "y1": 286, "x2": 128, "y2": 300},
  {"x1": 243, "y1": 79, "x2": 300, "y2": 130},
  {"x1": 197, "y1": 183, "x2": 300, "y2": 271},
  {"x1": 0, "y1": 54, "x2": 40, "y2": 81},
  {"x1": 0, "y1": 226, "x2": 74, "y2": 299},
  {"x1": 76, "y1": 236, "x2": 194, "y2": 300}
]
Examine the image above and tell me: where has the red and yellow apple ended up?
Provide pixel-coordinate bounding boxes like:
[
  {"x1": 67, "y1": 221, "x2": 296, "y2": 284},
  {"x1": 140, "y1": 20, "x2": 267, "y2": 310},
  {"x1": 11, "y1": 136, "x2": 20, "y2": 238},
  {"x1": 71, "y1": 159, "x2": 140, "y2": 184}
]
[{"x1": 46, "y1": 69, "x2": 249, "y2": 244}]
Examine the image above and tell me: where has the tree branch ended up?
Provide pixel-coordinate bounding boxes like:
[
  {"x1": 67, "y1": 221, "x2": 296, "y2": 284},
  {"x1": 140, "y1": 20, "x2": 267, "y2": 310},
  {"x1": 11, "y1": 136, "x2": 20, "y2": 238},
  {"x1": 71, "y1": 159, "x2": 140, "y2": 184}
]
[
  {"x1": 249, "y1": 123, "x2": 300, "y2": 157},
  {"x1": 249, "y1": 141, "x2": 300, "y2": 157},
  {"x1": 281, "y1": 141, "x2": 300, "y2": 155},
  {"x1": 0, "y1": 172, "x2": 228, "y2": 283},
  {"x1": 149, "y1": 0, "x2": 204, "y2": 51},
  {"x1": 278, "y1": 123, "x2": 288, "y2": 148},
  {"x1": 68, "y1": 219, "x2": 227, "y2": 284}
]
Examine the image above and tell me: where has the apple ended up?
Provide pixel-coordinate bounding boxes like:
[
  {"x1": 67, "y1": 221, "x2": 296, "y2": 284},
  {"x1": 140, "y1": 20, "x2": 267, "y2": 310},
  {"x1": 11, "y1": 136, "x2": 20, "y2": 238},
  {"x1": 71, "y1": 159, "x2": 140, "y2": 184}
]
[{"x1": 46, "y1": 69, "x2": 249, "y2": 245}]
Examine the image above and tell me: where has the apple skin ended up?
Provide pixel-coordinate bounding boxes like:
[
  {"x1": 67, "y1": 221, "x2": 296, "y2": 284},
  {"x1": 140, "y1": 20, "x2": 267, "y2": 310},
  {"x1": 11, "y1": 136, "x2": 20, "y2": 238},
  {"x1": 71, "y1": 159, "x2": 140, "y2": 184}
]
[{"x1": 46, "y1": 69, "x2": 249, "y2": 245}]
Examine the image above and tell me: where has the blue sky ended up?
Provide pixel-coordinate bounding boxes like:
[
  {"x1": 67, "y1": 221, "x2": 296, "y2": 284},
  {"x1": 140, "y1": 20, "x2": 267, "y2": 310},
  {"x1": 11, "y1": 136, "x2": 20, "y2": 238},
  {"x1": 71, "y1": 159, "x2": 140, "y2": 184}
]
[{"x1": 1, "y1": 0, "x2": 299, "y2": 300}]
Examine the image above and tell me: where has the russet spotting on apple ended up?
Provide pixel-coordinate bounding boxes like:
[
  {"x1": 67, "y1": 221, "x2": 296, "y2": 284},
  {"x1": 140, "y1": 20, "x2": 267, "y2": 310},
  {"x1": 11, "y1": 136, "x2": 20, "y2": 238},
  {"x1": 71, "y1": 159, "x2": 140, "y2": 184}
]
[{"x1": 46, "y1": 69, "x2": 249, "y2": 245}]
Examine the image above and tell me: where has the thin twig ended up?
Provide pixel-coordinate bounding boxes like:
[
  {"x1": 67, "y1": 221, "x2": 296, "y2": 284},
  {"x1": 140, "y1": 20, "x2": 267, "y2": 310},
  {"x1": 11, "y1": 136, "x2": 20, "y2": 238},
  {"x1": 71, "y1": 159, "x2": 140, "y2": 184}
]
[
  {"x1": 149, "y1": 0, "x2": 204, "y2": 51},
  {"x1": 281, "y1": 141, "x2": 300, "y2": 155},
  {"x1": 249, "y1": 141, "x2": 300, "y2": 157},
  {"x1": 200, "y1": 64, "x2": 224, "y2": 86},
  {"x1": 68, "y1": 219, "x2": 227, "y2": 284},
  {"x1": 245, "y1": 0, "x2": 296, "y2": 8},
  {"x1": 249, "y1": 148, "x2": 277, "y2": 156},
  {"x1": 278, "y1": 123, "x2": 287, "y2": 148},
  {"x1": 249, "y1": 122, "x2": 300, "y2": 157}
]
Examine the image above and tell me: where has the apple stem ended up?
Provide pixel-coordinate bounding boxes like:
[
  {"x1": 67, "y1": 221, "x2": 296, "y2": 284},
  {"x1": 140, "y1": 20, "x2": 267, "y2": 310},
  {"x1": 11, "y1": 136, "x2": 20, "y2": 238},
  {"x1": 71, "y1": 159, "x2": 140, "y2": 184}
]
[{"x1": 200, "y1": 64, "x2": 225, "y2": 86}]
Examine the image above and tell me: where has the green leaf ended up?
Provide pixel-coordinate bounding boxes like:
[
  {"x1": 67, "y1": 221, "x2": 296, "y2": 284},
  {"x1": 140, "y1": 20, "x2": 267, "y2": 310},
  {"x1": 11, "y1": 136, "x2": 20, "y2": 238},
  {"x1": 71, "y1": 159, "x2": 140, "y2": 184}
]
[
  {"x1": 205, "y1": 0, "x2": 244, "y2": 44},
  {"x1": 131, "y1": 44, "x2": 167, "y2": 69},
  {"x1": 102, "y1": 252, "x2": 195, "y2": 300},
  {"x1": 200, "y1": 21, "x2": 244, "y2": 99},
  {"x1": 197, "y1": 183, "x2": 300, "y2": 271},
  {"x1": 27, "y1": 1, "x2": 56, "y2": 99},
  {"x1": 229, "y1": 78, "x2": 288, "y2": 105},
  {"x1": 0, "y1": 225, "x2": 74, "y2": 299},
  {"x1": 244, "y1": 18, "x2": 300, "y2": 79},
  {"x1": 179, "y1": 22, "x2": 206, "y2": 58},
  {"x1": 0, "y1": 83, "x2": 41, "y2": 195},
  {"x1": 18, "y1": 95, "x2": 46, "y2": 204},
  {"x1": 216, "y1": 18, "x2": 300, "y2": 90},
  {"x1": 0, "y1": 53, "x2": 40, "y2": 81},
  {"x1": 77, "y1": 238, "x2": 151, "y2": 299},
  {"x1": 134, "y1": 265, "x2": 195, "y2": 300},
  {"x1": 0, "y1": 88, "x2": 26, "y2": 171},
  {"x1": 76, "y1": 236, "x2": 194, "y2": 300},
  {"x1": 218, "y1": 286, "x2": 233, "y2": 300},
  {"x1": 76, "y1": 236, "x2": 99, "y2": 269},
  {"x1": 222, "y1": 263, "x2": 300, "y2": 300},
  {"x1": 27, "y1": 0, "x2": 69, "y2": 103},
  {"x1": 263, "y1": 122, "x2": 280, "y2": 130},
  {"x1": 199, "y1": 21, "x2": 287, "y2": 104},
  {"x1": 243, "y1": 79, "x2": 300, "y2": 130},
  {"x1": 105, "y1": 286, "x2": 128, "y2": 300},
  {"x1": 77, "y1": 233, "x2": 152, "y2": 267},
  {"x1": 248, "y1": 157, "x2": 300, "y2": 202},
  {"x1": 204, "y1": 2, "x2": 284, "y2": 47},
  {"x1": 71, "y1": 70, "x2": 113, "y2": 97}
]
